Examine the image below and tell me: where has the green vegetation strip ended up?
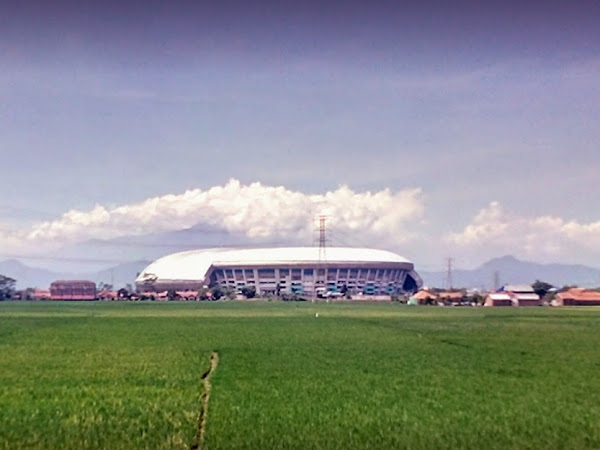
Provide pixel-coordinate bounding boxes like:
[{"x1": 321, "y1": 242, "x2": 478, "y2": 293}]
[
  {"x1": 192, "y1": 352, "x2": 219, "y2": 450},
  {"x1": 1, "y1": 301, "x2": 600, "y2": 449}
]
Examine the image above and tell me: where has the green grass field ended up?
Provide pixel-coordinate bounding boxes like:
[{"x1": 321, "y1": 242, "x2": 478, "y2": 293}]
[{"x1": 1, "y1": 301, "x2": 600, "y2": 449}]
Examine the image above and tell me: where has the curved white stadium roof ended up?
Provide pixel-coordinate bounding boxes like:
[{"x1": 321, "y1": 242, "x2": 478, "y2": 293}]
[{"x1": 136, "y1": 247, "x2": 414, "y2": 283}]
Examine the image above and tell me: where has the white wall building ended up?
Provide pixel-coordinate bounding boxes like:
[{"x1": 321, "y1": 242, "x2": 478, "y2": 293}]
[{"x1": 135, "y1": 247, "x2": 422, "y2": 296}]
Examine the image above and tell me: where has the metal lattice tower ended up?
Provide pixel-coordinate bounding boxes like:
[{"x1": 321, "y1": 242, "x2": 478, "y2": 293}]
[
  {"x1": 446, "y1": 257, "x2": 454, "y2": 290},
  {"x1": 318, "y1": 215, "x2": 327, "y2": 260},
  {"x1": 314, "y1": 215, "x2": 328, "y2": 298}
]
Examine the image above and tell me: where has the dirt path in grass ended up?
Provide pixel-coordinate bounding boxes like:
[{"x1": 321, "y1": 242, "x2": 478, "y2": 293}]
[{"x1": 191, "y1": 351, "x2": 219, "y2": 450}]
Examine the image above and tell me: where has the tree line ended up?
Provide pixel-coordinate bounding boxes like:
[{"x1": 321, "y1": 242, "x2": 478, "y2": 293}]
[{"x1": 0, "y1": 274, "x2": 16, "y2": 300}]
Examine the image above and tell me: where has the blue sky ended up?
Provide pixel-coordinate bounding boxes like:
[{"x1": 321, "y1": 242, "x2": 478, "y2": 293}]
[{"x1": 1, "y1": 0, "x2": 599, "y2": 271}]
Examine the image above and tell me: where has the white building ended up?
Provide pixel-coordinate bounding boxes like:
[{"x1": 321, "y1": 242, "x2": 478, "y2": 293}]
[
  {"x1": 485, "y1": 285, "x2": 540, "y2": 306},
  {"x1": 135, "y1": 247, "x2": 422, "y2": 296}
]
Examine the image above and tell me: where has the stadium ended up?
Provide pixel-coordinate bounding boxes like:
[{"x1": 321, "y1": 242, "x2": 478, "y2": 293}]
[{"x1": 135, "y1": 247, "x2": 422, "y2": 296}]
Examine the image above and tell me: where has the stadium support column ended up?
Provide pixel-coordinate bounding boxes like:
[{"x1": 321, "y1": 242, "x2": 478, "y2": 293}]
[
  {"x1": 253, "y1": 269, "x2": 261, "y2": 296},
  {"x1": 398, "y1": 271, "x2": 407, "y2": 292}
]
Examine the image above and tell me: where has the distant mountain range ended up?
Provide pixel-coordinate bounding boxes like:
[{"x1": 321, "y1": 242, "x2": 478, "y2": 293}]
[
  {"x1": 31, "y1": 223, "x2": 292, "y2": 273},
  {"x1": 38, "y1": 224, "x2": 240, "y2": 272},
  {"x1": 2, "y1": 254, "x2": 599, "y2": 291},
  {"x1": 0, "y1": 223, "x2": 297, "y2": 289},
  {"x1": 419, "y1": 255, "x2": 600, "y2": 289},
  {"x1": 0, "y1": 259, "x2": 151, "y2": 290}
]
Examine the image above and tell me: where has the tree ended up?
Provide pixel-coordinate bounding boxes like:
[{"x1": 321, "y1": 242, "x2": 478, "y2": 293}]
[
  {"x1": 470, "y1": 292, "x2": 485, "y2": 306},
  {"x1": 532, "y1": 280, "x2": 553, "y2": 298},
  {"x1": 224, "y1": 286, "x2": 236, "y2": 300},
  {"x1": 23, "y1": 287, "x2": 36, "y2": 301},
  {"x1": 560, "y1": 284, "x2": 577, "y2": 292},
  {"x1": 241, "y1": 286, "x2": 256, "y2": 299},
  {"x1": 196, "y1": 287, "x2": 210, "y2": 300},
  {"x1": 0, "y1": 275, "x2": 16, "y2": 300},
  {"x1": 98, "y1": 282, "x2": 113, "y2": 292},
  {"x1": 210, "y1": 287, "x2": 223, "y2": 300}
]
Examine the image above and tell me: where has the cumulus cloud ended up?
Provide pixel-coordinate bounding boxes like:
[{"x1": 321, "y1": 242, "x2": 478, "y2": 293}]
[
  {"x1": 1, "y1": 180, "x2": 425, "y2": 255},
  {"x1": 447, "y1": 201, "x2": 600, "y2": 262}
]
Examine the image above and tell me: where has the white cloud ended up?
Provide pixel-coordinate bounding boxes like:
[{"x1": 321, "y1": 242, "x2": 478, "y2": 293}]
[
  {"x1": 447, "y1": 201, "x2": 600, "y2": 263},
  {"x1": 1, "y1": 179, "x2": 425, "y2": 255}
]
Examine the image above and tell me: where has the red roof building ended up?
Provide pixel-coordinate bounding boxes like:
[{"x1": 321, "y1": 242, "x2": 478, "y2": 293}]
[
  {"x1": 50, "y1": 280, "x2": 96, "y2": 301},
  {"x1": 484, "y1": 286, "x2": 540, "y2": 307},
  {"x1": 33, "y1": 289, "x2": 52, "y2": 300},
  {"x1": 413, "y1": 290, "x2": 437, "y2": 302},
  {"x1": 97, "y1": 290, "x2": 118, "y2": 300},
  {"x1": 176, "y1": 290, "x2": 199, "y2": 300},
  {"x1": 484, "y1": 293, "x2": 513, "y2": 307},
  {"x1": 553, "y1": 288, "x2": 600, "y2": 306}
]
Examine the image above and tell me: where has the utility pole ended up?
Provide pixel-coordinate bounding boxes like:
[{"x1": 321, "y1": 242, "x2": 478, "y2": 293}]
[
  {"x1": 446, "y1": 257, "x2": 454, "y2": 290},
  {"x1": 493, "y1": 271, "x2": 500, "y2": 291}
]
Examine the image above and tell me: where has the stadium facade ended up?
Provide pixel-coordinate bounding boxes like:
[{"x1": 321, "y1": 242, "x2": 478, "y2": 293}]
[{"x1": 135, "y1": 247, "x2": 422, "y2": 296}]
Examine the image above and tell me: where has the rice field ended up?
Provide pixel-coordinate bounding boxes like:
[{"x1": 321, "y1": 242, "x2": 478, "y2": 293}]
[{"x1": 1, "y1": 301, "x2": 599, "y2": 449}]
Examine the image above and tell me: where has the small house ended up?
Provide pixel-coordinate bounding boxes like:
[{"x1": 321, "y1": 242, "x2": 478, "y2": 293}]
[
  {"x1": 484, "y1": 292, "x2": 513, "y2": 307},
  {"x1": 553, "y1": 288, "x2": 600, "y2": 306}
]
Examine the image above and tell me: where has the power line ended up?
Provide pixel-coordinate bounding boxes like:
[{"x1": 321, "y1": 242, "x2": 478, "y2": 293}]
[
  {"x1": 325, "y1": 224, "x2": 373, "y2": 249},
  {"x1": 326, "y1": 232, "x2": 353, "y2": 248}
]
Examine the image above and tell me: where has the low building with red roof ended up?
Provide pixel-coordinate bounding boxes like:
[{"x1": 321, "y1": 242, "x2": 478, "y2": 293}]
[
  {"x1": 413, "y1": 289, "x2": 437, "y2": 303},
  {"x1": 97, "y1": 290, "x2": 118, "y2": 300},
  {"x1": 553, "y1": 288, "x2": 600, "y2": 306},
  {"x1": 50, "y1": 280, "x2": 96, "y2": 301},
  {"x1": 33, "y1": 289, "x2": 52, "y2": 300},
  {"x1": 176, "y1": 290, "x2": 199, "y2": 300},
  {"x1": 484, "y1": 292, "x2": 513, "y2": 307},
  {"x1": 484, "y1": 285, "x2": 540, "y2": 306}
]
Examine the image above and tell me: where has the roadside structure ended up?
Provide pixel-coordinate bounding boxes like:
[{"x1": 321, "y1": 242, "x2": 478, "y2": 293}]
[
  {"x1": 552, "y1": 288, "x2": 600, "y2": 306},
  {"x1": 413, "y1": 289, "x2": 437, "y2": 303},
  {"x1": 97, "y1": 290, "x2": 118, "y2": 300},
  {"x1": 413, "y1": 289, "x2": 466, "y2": 305},
  {"x1": 438, "y1": 291, "x2": 465, "y2": 303},
  {"x1": 485, "y1": 285, "x2": 540, "y2": 306},
  {"x1": 176, "y1": 290, "x2": 199, "y2": 300},
  {"x1": 33, "y1": 289, "x2": 52, "y2": 300},
  {"x1": 50, "y1": 280, "x2": 96, "y2": 301},
  {"x1": 484, "y1": 292, "x2": 513, "y2": 306}
]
